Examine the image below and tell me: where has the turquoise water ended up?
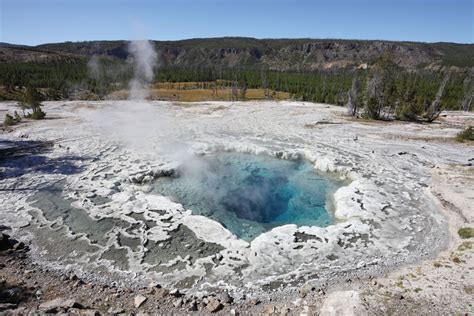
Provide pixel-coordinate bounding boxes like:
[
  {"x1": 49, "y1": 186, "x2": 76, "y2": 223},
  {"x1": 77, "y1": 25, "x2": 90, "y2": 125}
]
[{"x1": 153, "y1": 153, "x2": 343, "y2": 240}]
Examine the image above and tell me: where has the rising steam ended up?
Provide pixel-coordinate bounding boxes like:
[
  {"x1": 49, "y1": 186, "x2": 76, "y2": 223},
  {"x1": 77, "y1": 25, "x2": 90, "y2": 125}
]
[{"x1": 128, "y1": 40, "x2": 158, "y2": 100}]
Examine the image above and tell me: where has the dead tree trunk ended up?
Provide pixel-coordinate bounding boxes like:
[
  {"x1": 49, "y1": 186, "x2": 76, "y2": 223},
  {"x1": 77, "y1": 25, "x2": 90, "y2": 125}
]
[
  {"x1": 461, "y1": 74, "x2": 473, "y2": 111},
  {"x1": 426, "y1": 73, "x2": 450, "y2": 123},
  {"x1": 347, "y1": 77, "x2": 360, "y2": 116}
]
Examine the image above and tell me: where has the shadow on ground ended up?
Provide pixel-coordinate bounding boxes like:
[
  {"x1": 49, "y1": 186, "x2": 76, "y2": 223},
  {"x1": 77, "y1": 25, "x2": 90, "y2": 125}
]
[{"x1": 0, "y1": 139, "x2": 88, "y2": 181}]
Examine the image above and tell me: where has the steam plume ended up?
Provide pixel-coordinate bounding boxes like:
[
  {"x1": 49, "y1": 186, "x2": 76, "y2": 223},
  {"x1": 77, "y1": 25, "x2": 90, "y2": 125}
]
[{"x1": 128, "y1": 40, "x2": 158, "y2": 100}]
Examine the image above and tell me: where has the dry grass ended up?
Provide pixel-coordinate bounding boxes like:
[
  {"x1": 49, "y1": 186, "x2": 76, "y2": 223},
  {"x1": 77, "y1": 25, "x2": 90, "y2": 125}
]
[
  {"x1": 107, "y1": 87, "x2": 290, "y2": 102},
  {"x1": 153, "y1": 80, "x2": 232, "y2": 90}
]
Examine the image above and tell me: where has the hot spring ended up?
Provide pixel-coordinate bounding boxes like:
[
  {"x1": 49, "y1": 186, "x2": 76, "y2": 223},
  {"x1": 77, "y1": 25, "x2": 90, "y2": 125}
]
[{"x1": 153, "y1": 152, "x2": 344, "y2": 240}]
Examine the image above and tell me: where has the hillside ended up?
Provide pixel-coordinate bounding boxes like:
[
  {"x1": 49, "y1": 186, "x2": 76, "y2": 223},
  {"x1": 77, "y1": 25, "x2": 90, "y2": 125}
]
[
  {"x1": 0, "y1": 38, "x2": 472, "y2": 111},
  {"x1": 0, "y1": 46, "x2": 82, "y2": 63},
  {"x1": 0, "y1": 37, "x2": 471, "y2": 70}
]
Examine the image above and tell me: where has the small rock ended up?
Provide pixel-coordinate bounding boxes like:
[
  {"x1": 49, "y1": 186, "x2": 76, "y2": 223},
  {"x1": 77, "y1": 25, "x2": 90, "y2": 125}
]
[
  {"x1": 154, "y1": 288, "x2": 169, "y2": 299},
  {"x1": 39, "y1": 298, "x2": 82, "y2": 312},
  {"x1": 72, "y1": 308, "x2": 100, "y2": 315},
  {"x1": 0, "y1": 233, "x2": 13, "y2": 250},
  {"x1": 188, "y1": 300, "x2": 198, "y2": 311},
  {"x1": 13, "y1": 242, "x2": 25, "y2": 250},
  {"x1": 372, "y1": 280, "x2": 378, "y2": 286},
  {"x1": 73, "y1": 280, "x2": 85, "y2": 287},
  {"x1": 263, "y1": 304, "x2": 277, "y2": 314},
  {"x1": 230, "y1": 308, "x2": 239, "y2": 315},
  {"x1": 148, "y1": 281, "x2": 162, "y2": 289},
  {"x1": 169, "y1": 289, "x2": 182, "y2": 297},
  {"x1": 218, "y1": 292, "x2": 233, "y2": 304},
  {"x1": 280, "y1": 306, "x2": 291, "y2": 315},
  {"x1": 320, "y1": 290, "x2": 367, "y2": 315},
  {"x1": 174, "y1": 298, "x2": 183, "y2": 308},
  {"x1": 143, "y1": 287, "x2": 155, "y2": 295},
  {"x1": 249, "y1": 298, "x2": 261, "y2": 305},
  {"x1": 107, "y1": 307, "x2": 125, "y2": 314},
  {"x1": 206, "y1": 298, "x2": 223, "y2": 313},
  {"x1": 134, "y1": 295, "x2": 147, "y2": 308},
  {"x1": 299, "y1": 284, "x2": 314, "y2": 298},
  {"x1": 0, "y1": 233, "x2": 9, "y2": 241},
  {"x1": 0, "y1": 303, "x2": 18, "y2": 311}
]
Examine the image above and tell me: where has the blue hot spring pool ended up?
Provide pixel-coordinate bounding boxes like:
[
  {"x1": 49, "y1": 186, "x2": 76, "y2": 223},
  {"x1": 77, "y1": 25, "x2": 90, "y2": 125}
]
[{"x1": 153, "y1": 152, "x2": 344, "y2": 240}]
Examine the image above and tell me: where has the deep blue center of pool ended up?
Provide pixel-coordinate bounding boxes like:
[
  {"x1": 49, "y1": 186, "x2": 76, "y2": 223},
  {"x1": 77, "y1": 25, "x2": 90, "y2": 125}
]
[{"x1": 153, "y1": 153, "x2": 343, "y2": 240}]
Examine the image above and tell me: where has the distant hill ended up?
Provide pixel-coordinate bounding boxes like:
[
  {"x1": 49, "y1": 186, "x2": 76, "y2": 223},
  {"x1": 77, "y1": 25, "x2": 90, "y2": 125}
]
[
  {"x1": 0, "y1": 38, "x2": 471, "y2": 111},
  {"x1": 1, "y1": 37, "x2": 472, "y2": 70},
  {"x1": 0, "y1": 45, "x2": 82, "y2": 63}
]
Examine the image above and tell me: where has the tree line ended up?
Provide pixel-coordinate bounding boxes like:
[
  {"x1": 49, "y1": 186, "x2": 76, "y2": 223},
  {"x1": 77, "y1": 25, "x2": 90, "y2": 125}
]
[{"x1": 0, "y1": 57, "x2": 472, "y2": 122}]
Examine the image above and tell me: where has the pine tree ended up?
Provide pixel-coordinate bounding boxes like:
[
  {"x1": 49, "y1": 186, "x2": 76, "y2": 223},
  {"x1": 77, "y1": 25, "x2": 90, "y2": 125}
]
[{"x1": 21, "y1": 87, "x2": 46, "y2": 119}]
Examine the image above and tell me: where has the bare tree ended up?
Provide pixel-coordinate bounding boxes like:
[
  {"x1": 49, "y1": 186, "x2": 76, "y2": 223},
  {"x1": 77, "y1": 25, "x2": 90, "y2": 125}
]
[
  {"x1": 231, "y1": 82, "x2": 238, "y2": 101},
  {"x1": 212, "y1": 81, "x2": 218, "y2": 98},
  {"x1": 426, "y1": 73, "x2": 450, "y2": 123},
  {"x1": 347, "y1": 77, "x2": 361, "y2": 116},
  {"x1": 460, "y1": 73, "x2": 473, "y2": 112},
  {"x1": 261, "y1": 70, "x2": 270, "y2": 99},
  {"x1": 240, "y1": 80, "x2": 247, "y2": 100}
]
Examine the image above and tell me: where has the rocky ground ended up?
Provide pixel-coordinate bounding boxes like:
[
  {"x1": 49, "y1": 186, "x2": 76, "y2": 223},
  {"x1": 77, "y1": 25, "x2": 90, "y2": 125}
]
[
  {"x1": 0, "y1": 101, "x2": 473, "y2": 315},
  {"x1": 1, "y1": 204, "x2": 472, "y2": 316}
]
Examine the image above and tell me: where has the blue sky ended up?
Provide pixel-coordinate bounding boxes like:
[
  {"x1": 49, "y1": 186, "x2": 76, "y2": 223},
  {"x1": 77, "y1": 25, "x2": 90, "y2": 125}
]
[{"x1": 1, "y1": 0, "x2": 472, "y2": 45}]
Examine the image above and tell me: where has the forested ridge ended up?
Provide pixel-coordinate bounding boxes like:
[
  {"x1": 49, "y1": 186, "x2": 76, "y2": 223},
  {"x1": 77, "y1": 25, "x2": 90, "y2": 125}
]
[{"x1": 0, "y1": 37, "x2": 472, "y2": 117}]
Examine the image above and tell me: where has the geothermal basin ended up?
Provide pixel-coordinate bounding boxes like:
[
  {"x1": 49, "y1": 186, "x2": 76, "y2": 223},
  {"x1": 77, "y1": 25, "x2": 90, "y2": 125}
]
[{"x1": 1, "y1": 100, "x2": 462, "y2": 297}]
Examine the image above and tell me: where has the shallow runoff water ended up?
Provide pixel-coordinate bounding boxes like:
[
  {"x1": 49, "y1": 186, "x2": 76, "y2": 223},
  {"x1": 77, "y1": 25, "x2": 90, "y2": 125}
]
[{"x1": 153, "y1": 152, "x2": 344, "y2": 240}]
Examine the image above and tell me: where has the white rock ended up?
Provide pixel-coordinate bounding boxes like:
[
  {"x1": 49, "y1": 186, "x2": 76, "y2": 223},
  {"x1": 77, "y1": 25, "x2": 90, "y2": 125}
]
[
  {"x1": 134, "y1": 295, "x2": 147, "y2": 308},
  {"x1": 320, "y1": 290, "x2": 367, "y2": 316}
]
